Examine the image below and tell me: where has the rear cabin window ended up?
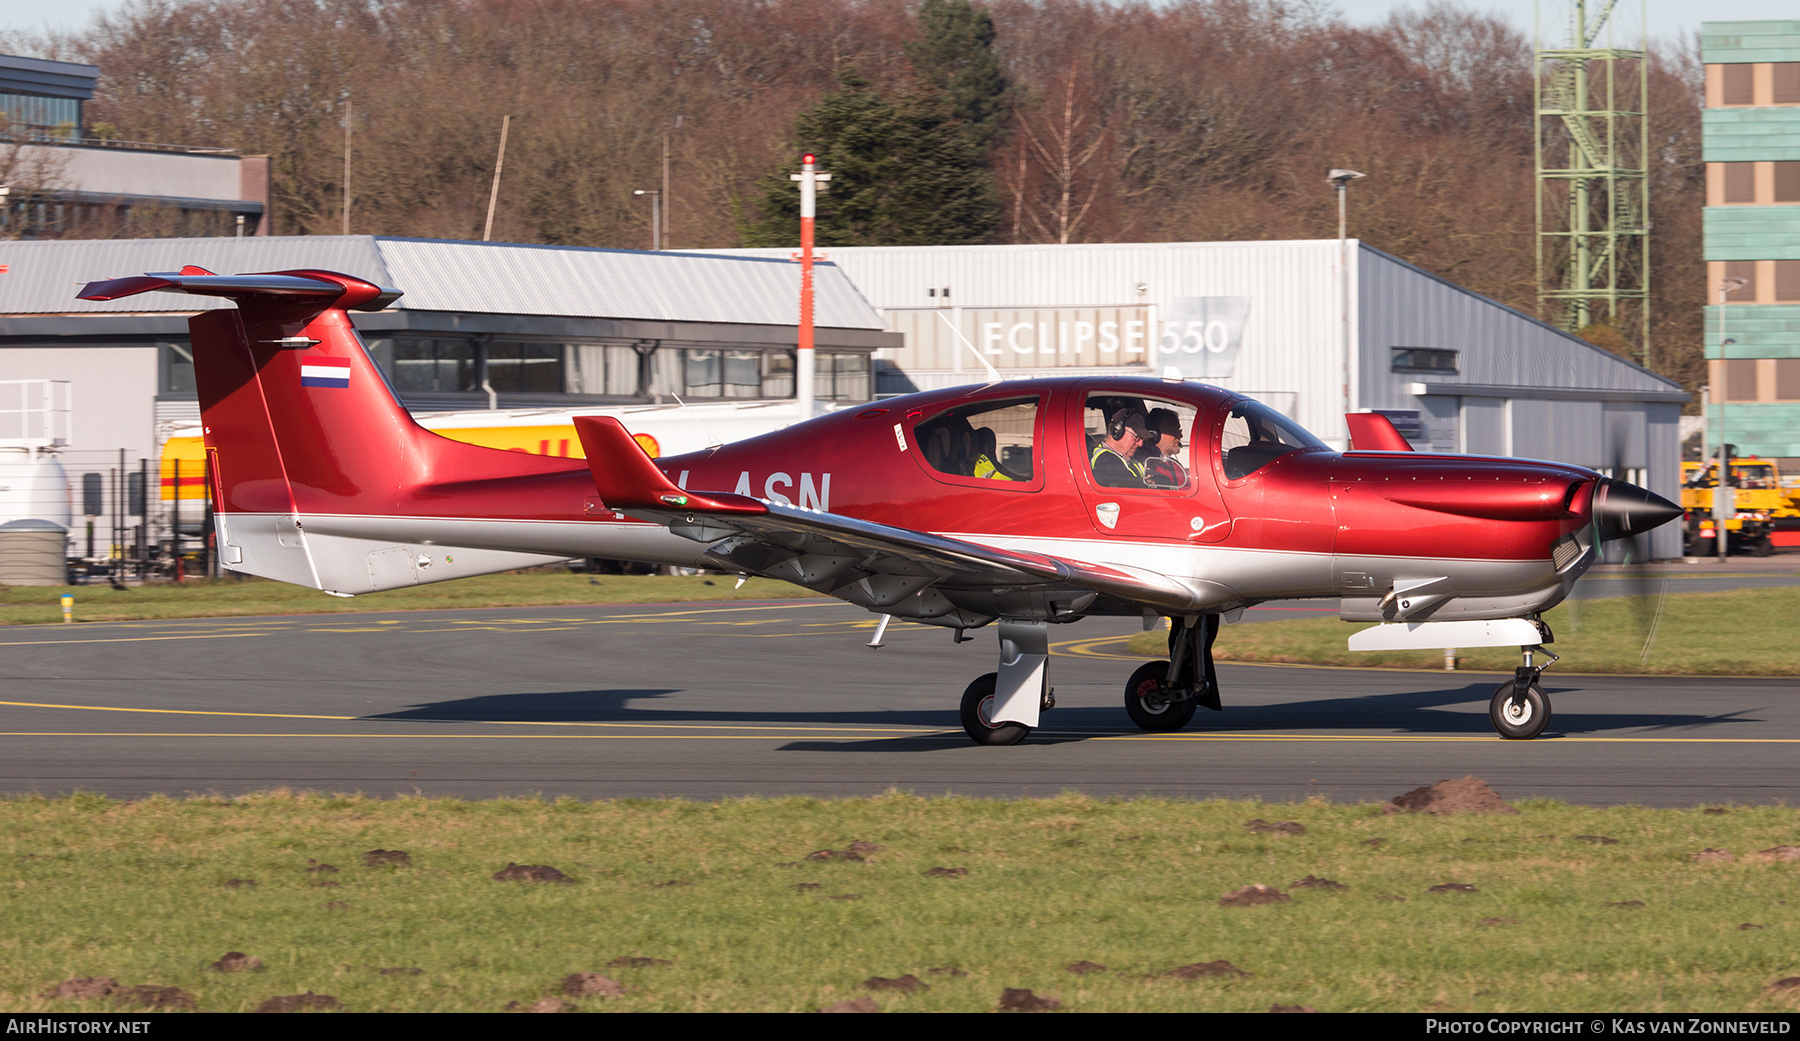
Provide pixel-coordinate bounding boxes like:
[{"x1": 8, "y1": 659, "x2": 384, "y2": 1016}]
[
  {"x1": 915, "y1": 397, "x2": 1040, "y2": 484},
  {"x1": 1082, "y1": 392, "x2": 1198, "y2": 492}
]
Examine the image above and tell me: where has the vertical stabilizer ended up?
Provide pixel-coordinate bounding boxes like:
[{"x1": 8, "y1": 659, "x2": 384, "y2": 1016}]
[{"x1": 78, "y1": 268, "x2": 583, "y2": 590}]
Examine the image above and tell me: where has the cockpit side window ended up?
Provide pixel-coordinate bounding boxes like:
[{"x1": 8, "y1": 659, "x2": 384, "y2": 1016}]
[
  {"x1": 1082, "y1": 392, "x2": 1197, "y2": 492},
  {"x1": 1219, "y1": 399, "x2": 1326, "y2": 480},
  {"x1": 914, "y1": 396, "x2": 1040, "y2": 485}
]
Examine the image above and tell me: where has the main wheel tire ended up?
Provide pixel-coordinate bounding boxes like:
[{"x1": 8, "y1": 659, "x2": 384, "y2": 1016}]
[
  {"x1": 1489, "y1": 681, "x2": 1550, "y2": 740},
  {"x1": 1124, "y1": 661, "x2": 1199, "y2": 732},
  {"x1": 960, "y1": 672, "x2": 1031, "y2": 746}
]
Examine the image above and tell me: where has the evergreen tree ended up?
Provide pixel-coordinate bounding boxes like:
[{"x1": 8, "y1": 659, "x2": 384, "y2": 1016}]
[
  {"x1": 907, "y1": 0, "x2": 1010, "y2": 152},
  {"x1": 745, "y1": 66, "x2": 998, "y2": 247}
]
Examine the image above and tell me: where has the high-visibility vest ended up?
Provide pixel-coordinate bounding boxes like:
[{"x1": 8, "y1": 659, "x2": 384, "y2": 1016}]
[
  {"x1": 1090, "y1": 443, "x2": 1145, "y2": 477},
  {"x1": 972, "y1": 454, "x2": 1014, "y2": 481}
]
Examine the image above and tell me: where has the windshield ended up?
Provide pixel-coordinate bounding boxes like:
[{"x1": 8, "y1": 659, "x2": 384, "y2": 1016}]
[
  {"x1": 1219, "y1": 399, "x2": 1325, "y2": 480},
  {"x1": 1735, "y1": 464, "x2": 1776, "y2": 488}
]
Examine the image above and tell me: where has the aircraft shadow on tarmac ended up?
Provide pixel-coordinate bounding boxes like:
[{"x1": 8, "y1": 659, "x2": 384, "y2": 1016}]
[
  {"x1": 365, "y1": 688, "x2": 959, "y2": 729},
  {"x1": 364, "y1": 682, "x2": 1762, "y2": 749}
]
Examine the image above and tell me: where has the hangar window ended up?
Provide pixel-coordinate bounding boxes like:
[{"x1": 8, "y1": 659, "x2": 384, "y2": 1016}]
[
  {"x1": 683, "y1": 349, "x2": 762, "y2": 398},
  {"x1": 816, "y1": 352, "x2": 871, "y2": 402},
  {"x1": 485, "y1": 341, "x2": 564, "y2": 393},
  {"x1": 160, "y1": 342, "x2": 195, "y2": 395},
  {"x1": 1723, "y1": 359, "x2": 1759, "y2": 402},
  {"x1": 1777, "y1": 359, "x2": 1800, "y2": 401},
  {"x1": 392, "y1": 339, "x2": 477, "y2": 393},
  {"x1": 1721, "y1": 63, "x2": 1754, "y2": 105},
  {"x1": 1776, "y1": 63, "x2": 1800, "y2": 104},
  {"x1": 1723, "y1": 162, "x2": 1755, "y2": 203},
  {"x1": 1390, "y1": 348, "x2": 1458, "y2": 373},
  {"x1": 1725, "y1": 260, "x2": 1757, "y2": 299},
  {"x1": 1776, "y1": 260, "x2": 1800, "y2": 302},
  {"x1": 1778, "y1": 162, "x2": 1800, "y2": 204}
]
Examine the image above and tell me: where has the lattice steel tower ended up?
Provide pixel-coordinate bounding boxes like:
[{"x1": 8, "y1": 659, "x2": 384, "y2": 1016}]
[{"x1": 1535, "y1": 0, "x2": 1651, "y2": 362}]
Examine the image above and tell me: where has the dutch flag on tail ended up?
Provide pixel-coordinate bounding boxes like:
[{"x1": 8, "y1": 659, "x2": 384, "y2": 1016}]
[{"x1": 300, "y1": 359, "x2": 352, "y2": 389}]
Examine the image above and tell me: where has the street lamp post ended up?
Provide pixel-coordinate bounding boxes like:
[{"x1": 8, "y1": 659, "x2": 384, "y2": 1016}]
[
  {"x1": 1329, "y1": 169, "x2": 1366, "y2": 448},
  {"x1": 789, "y1": 154, "x2": 831, "y2": 422},
  {"x1": 1714, "y1": 275, "x2": 1748, "y2": 561},
  {"x1": 633, "y1": 190, "x2": 661, "y2": 251}
]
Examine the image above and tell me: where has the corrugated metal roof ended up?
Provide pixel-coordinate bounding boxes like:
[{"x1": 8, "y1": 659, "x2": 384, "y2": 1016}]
[
  {"x1": 0, "y1": 235, "x2": 883, "y2": 330},
  {"x1": 1357, "y1": 246, "x2": 1683, "y2": 398},
  {"x1": 0, "y1": 236, "x2": 390, "y2": 314},
  {"x1": 374, "y1": 238, "x2": 880, "y2": 328}
]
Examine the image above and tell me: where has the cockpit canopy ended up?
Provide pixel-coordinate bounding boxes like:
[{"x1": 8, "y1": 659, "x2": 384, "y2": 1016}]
[{"x1": 1219, "y1": 398, "x2": 1326, "y2": 480}]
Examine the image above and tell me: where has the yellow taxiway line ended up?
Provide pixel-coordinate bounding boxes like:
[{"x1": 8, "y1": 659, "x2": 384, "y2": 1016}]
[{"x1": 0, "y1": 732, "x2": 1793, "y2": 744}]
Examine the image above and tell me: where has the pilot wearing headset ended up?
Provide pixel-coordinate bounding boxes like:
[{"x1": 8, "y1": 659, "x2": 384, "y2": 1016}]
[
  {"x1": 1139, "y1": 407, "x2": 1189, "y2": 489},
  {"x1": 1091, "y1": 409, "x2": 1149, "y2": 488}
]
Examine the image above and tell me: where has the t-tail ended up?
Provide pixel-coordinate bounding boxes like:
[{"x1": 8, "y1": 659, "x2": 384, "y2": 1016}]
[{"x1": 77, "y1": 267, "x2": 693, "y2": 593}]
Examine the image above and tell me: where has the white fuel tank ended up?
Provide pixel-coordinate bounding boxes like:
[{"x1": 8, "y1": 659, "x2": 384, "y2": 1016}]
[{"x1": 0, "y1": 447, "x2": 72, "y2": 529}]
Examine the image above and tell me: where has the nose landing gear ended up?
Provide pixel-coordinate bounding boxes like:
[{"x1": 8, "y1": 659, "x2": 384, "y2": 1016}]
[{"x1": 1489, "y1": 645, "x2": 1557, "y2": 740}]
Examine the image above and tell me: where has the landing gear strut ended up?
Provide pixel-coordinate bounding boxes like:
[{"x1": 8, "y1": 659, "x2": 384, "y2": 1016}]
[
  {"x1": 958, "y1": 619, "x2": 1053, "y2": 745},
  {"x1": 1123, "y1": 614, "x2": 1222, "y2": 733},
  {"x1": 1489, "y1": 645, "x2": 1557, "y2": 740}
]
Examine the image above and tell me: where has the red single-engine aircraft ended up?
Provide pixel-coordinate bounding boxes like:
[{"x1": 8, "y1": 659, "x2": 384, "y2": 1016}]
[{"x1": 78, "y1": 268, "x2": 1682, "y2": 744}]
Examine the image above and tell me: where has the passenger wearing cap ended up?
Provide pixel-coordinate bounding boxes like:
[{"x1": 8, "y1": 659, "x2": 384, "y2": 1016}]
[{"x1": 1090, "y1": 409, "x2": 1149, "y2": 488}]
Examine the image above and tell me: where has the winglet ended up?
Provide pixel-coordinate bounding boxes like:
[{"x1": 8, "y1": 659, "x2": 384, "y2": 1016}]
[
  {"x1": 1345, "y1": 412, "x2": 1414, "y2": 452},
  {"x1": 571, "y1": 416, "x2": 766, "y2": 515}
]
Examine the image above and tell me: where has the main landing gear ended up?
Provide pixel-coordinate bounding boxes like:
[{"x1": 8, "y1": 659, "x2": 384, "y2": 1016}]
[
  {"x1": 955, "y1": 614, "x2": 1229, "y2": 746},
  {"x1": 1124, "y1": 614, "x2": 1223, "y2": 734},
  {"x1": 957, "y1": 619, "x2": 1055, "y2": 745},
  {"x1": 1489, "y1": 645, "x2": 1558, "y2": 740}
]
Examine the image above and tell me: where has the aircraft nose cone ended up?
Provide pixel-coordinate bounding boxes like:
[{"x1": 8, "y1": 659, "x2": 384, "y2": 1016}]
[{"x1": 1594, "y1": 478, "x2": 1683, "y2": 541}]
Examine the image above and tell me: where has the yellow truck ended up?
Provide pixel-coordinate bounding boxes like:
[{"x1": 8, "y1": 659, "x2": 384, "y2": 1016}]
[{"x1": 1681, "y1": 457, "x2": 1786, "y2": 556}]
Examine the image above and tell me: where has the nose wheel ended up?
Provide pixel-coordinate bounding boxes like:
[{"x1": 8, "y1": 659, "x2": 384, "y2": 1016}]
[
  {"x1": 1489, "y1": 645, "x2": 1556, "y2": 740},
  {"x1": 1489, "y1": 681, "x2": 1549, "y2": 739}
]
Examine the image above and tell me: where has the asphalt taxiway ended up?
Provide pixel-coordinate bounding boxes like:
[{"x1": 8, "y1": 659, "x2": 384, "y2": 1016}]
[{"x1": 2, "y1": 595, "x2": 1796, "y2": 806}]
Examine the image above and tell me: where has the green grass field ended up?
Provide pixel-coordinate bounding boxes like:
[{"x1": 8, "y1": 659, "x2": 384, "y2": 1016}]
[
  {"x1": 2, "y1": 793, "x2": 1798, "y2": 1013},
  {"x1": 1127, "y1": 588, "x2": 1800, "y2": 676},
  {"x1": 0, "y1": 571, "x2": 821, "y2": 626}
]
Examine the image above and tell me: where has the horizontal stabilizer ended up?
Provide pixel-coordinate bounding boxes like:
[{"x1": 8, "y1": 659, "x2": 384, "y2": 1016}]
[
  {"x1": 78, "y1": 270, "x2": 401, "y2": 311},
  {"x1": 571, "y1": 415, "x2": 766, "y2": 516}
]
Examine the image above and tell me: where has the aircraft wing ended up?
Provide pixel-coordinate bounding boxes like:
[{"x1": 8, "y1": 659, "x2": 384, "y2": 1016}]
[{"x1": 572, "y1": 416, "x2": 1205, "y2": 614}]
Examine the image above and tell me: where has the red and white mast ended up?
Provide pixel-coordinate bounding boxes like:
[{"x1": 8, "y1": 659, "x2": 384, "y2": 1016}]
[{"x1": 790, "y1": 153, "x2": 829, "y2": 421}]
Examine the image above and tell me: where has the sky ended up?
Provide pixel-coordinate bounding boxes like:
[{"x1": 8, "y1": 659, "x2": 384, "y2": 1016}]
[{"x1": 0, "y1": 0, "x2": 1790, "y2": 50}]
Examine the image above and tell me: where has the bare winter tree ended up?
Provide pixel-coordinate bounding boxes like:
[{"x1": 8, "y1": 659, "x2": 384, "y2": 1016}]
[{"x1": 16, "y1": 0, "x2": 1703, "y2": 396}]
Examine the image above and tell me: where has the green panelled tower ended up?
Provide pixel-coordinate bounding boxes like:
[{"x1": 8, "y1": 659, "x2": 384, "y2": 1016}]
[
  {"x1": 1703, "y1": 20, "x2": 1800, "y2": 471},
  {"x1": 1536, "y1": 1, "x2": 1650, "y2": 361}
]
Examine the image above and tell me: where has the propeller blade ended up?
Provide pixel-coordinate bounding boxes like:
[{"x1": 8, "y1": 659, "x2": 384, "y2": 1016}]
[
  {"x1": 1596, "y1": 429, "x2": 1674, "y2": 667},
  {"x1": 1593, "y1": 479, "x2": 1682, "y2": 543}
]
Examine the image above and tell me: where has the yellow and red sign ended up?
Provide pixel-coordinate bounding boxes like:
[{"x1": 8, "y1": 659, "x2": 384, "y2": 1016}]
[{"x1": 159, "y1": 425, "x2": 661, "y2": 500}]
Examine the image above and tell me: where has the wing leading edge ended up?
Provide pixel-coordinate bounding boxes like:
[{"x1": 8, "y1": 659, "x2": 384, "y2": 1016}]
[{"x1": 571, "y1": 415, "x2": 1210, "y2": 624}]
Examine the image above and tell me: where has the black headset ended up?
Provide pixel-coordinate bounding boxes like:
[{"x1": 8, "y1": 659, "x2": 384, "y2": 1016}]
[{"x1": 1107, "y1": 409, "x2": 1145, "y2": 441}]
